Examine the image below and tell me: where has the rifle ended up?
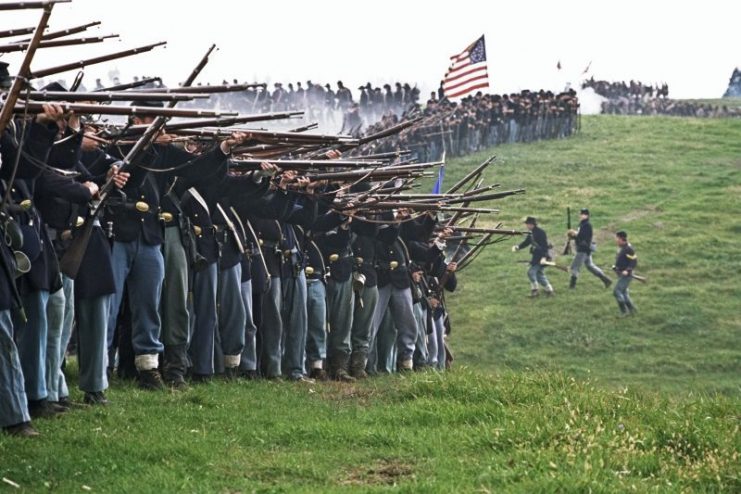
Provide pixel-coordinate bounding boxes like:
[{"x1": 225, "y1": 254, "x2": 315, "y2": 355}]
[
  {"x1": 29, "y1": 41, "x2": 167, "y2": 79},
  {"x1": 562, "y1": 207, "x2": 573, "y2": 255},
  {"x1": 444, "y1": 226, "x2": 524, "y2": 235},
  {"x1": 443, "y1": 189, "x2": 526, "y2": 204},
  {"x1": 15, "y1": 101, "x2": 237, "y2": 118},
  {"x1": 0, "y1": 1, "x2": 54, "y2": 134},
  {"x1": 18, "y1": 90, "x2": 210, "y2": 102},
  {"x1": 229, "y1": 159, "x2": 382, "y2": 170},
  {"x1": 120, "y1": 111, "x2": 303, "y2": 134},
  {"x1": 446, "y1": 155, "x2": 495, "y2": 194},
  {"x1": 60, "y1": 44, "x2": 216, "y2": 278},
  {"x1": 95, "y1": 77, "x2": 162, "y2": 92},
  {"x1": 130, "y1": 83, "x2": 266, "y2": 94},
  {"x1": 35, "y1": 21, "x2": 101, "y2": 41},
  {"x1": 0, "y1": 34, "x2": 119, "y2": 53},
  {"x1": 0, "y1": 0, "x2": 69, "y2": 10},
  {"x1": 0, "y1": 27, "x2": 35, "y2": 38}
]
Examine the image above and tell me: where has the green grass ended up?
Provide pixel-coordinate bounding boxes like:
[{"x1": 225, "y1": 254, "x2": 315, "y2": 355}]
[{"x1": 1, "y1": 115, "x2": 739, "y2": 492}]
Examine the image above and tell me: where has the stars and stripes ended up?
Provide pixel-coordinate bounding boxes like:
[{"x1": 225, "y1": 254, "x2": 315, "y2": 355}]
[{"x1": 442, "y1": 35, "x2": 489, "y2": 99}]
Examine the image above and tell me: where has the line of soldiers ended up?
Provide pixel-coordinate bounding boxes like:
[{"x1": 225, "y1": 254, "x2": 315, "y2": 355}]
[
  {"x1": 582, "y1": 78, "x2": 670, "y2": 99},
  {"x1": 0, "y1": 89, "x2": 461, "y2": 438},
  {"x1": 600, "y1": 98, "x2": 741, "y2": 118},
  {"x1": 353, "y1": 89, "x2": 580, "y2": 161},
  {"x1": 511, "y1": 210, "x2": 639, "y2": 316}
]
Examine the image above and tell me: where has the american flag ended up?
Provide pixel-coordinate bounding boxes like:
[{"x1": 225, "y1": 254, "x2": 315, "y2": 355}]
[{"x1": 442, "y1": 35, "x2": 489, "y2": 99}]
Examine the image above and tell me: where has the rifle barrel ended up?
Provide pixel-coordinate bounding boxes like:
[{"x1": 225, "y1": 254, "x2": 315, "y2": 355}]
[
  {"x1": 0, "y1": 34, "x2": 118, "y2": 52},
  {"x1": 230, "y1": 159, "x2": 382, "y2": 170},
  {"x1": 20, "y1": 90, "x2": 209, "y2": 102},
  {"x1": 16, "y1": 101, "x2": 237, "y2": 118},
  {"x1": 95, "y1": 77, "x2": 161, "y2": 92},
  {"x1": 130, "y1": 83, "x2": 266, "y2": 94},
  {"x1": 30, "y1": 41, "x2": 167, "y2": 79},
  {"x1": 0, "y1": 0, "x2": 69, "y2": 10},
  {"x1": 0, "y1": 26, "x2": 35, "y2": 38},
  {"x1": 122, "y1": 111, "x2": 304, "y2": 133}
]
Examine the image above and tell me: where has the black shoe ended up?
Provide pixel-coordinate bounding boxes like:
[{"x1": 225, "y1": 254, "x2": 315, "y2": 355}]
[
  {"x1": 138, "y1": 369, "x2": 165, "y2": 390},
  {"x1": 569, "y1": 276, "x2": 577, "y2": 289},
  {"x1": 308, "y1": 368, "x2": 328, "y2": 381},
  {"x1": 50, "y1": 400, "x2": 70, "y2": 412},
  {"x1": 334, "y1": 369, "x2": 356, "y2": 382},
  {"x1": 83, "y1": 391, "x2": 110, "y2": 406},
  {"x1": 529, "y1": 289, "x2": 539, "y2": 298},
  {"x1": 28, "y1": 400, "x2": 64, "y2": 419},
  {"x1": 166, "y1": 375, "x2": 189, "y2": 390},
  {"x1": 602, "y1": 277, "x2": 612, "y2": 288},
  {"x1": 3, "y1": 422, "x2": 39, "y2": 437}
]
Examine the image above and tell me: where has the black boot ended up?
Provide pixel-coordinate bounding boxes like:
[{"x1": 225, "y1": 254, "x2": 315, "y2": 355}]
[
  {"x1": 569, "y1": 276, "x2": 577, "y2": 289},
  {"x1": 349, "y1": 352, "x2": 368, "y2": 380},
  {"x1": 138, "y1": 369, "x2": 165, "y2": 390},
  {"x1": 617, "y1": 302, "x2": 628, "y2": 317},
  {"x1": 163, "y1": 344, "x2": 188, "y2": 389},
  {"x1": 599, "y1": 274, "x2": 612, "y2": 288},
  {"x1": 625, "y1": 300, "x2": 637, "y2": 315},
  {"x1": 330, "y1": 352, "x2": 356, "y2": 382}
]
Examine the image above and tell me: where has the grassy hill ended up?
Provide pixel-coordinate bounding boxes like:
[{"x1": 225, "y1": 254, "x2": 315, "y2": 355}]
[
  {"x1": 445, "y1": 115, "x2": 741, "y2": 394},
  {"x1": 1, "y1": 115, "x2": 739, "y2": 492}
]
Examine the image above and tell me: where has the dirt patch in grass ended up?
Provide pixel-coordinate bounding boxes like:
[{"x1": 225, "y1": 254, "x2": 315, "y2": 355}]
[{"x1": 339, "y1": 459, "x2": 415, "y2": 486}]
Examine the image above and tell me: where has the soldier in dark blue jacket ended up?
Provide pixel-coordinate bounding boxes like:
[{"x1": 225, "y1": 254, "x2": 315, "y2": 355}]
[
  {"x1": 568, "y1": 208, "x2": 611, "y2": 289},
  {"x1": 513, "y1": 216, "x2": 554, "y2": 297},
  {"x1": 613, "y1": 231, "x2": 638, "y2": 316}
]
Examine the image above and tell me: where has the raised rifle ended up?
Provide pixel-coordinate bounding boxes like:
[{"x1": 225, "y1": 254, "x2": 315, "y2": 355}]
[
  {"x1": 0, "y1": 0, "x2": 69, "y2": 10},
  {"x1": 562, "y1": 207, "x2": 573, "y2": 255},
  {"x1": 0, "y1": 27, "x2": 36, "y2": 38},
  {"x1": 229, "y1": 159, "x2": 382, "y2": 171},
  {"x1": 95, "y1": 77, "x2": 162, "y2": 92},
  {"x1": 15, "y1": 101, "x2": 236, "y2": 118},
  {"x1": 129, "y1": 83, "x2": 266, "y2": 94},
  {"x1": 120, "y1": 111, "x2": 303, "y2": 134},
  {"x1": 18, "y1": 90, "x2": 210, "y2": 102},
  {"x1": 29, "y1": 41, "x2": 167, "y2": 79},
  {"x1": 0, "y1": 34, "x2": 119, "y2": 53}
]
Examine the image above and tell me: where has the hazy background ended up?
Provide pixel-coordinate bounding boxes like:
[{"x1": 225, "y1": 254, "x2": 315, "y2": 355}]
[{"x1": 3, "y1": 0, "x2": 739, "y2": 99}]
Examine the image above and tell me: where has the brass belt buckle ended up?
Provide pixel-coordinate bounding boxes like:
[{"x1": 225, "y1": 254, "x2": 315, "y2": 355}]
[
  {"x1": 329, "y1": 253, "x2": 339, "y2": 262},
  {"x1": 135, "y1": 201, "x2": 150, "y2": 213}
]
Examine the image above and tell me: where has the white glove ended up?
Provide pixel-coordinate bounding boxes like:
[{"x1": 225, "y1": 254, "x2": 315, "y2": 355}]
[{"x1": 511, "y1": 245, "x2": 519, "y2": 252}]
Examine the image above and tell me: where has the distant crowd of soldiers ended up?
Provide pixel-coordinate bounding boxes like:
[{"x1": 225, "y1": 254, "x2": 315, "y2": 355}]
[
  {"x1": 354, "y1": 89, "x2": 580, "y2": 162},
  {"x1": 582, "y1": 78, "x2": 670, "y2": 99}
]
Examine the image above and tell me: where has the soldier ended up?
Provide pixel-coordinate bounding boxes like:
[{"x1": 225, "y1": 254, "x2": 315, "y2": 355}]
[
  {"x1": 512, "y1": 216, "x2": 554, "y2": 297},
  {"x1": 568, "y1": 208, "x2": 612, "y2": 289},
  {"x1": 613, "y1": 231, "x2": 638, "y2": 317}
]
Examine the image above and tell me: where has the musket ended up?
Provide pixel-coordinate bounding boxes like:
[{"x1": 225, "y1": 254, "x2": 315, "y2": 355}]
[
  {"x1": 303, "y1": 117, "x2": 421, "y2": 158},
  {"x1": 0, "y1": 1, "x2": 54, "y2": 134},
  {"x1": 19, "y1": 90, "x2": 209, "y2": 102},
  {"x1": 442, "y1": 189, "x2": 526, "y2": 204},
  {"x1": 16, "y1": 101, "x2": 237, "y2": 118},
  {"x1": 305, "y1": 169, "x2": 428, "y2": 182},
  {"x1": 35, "y1": 21, "x2": 101, "y2": 40},
  {"x1": 443, "y1": 226, "x2": 523, "y2": 235},
  {"x1": 446, "y1": 155, "x2": 496, "y2": 194},
  {"x1": 0, "y1": 26, "x2": 36, "y2": 38},
  {"x1": 562, "y1": 206, "x2": 573, "y2": 255},
  {"x1": 130, "y1": 83, "x2": 266, "y2": 94},
  {"x1": 289, "y1": 122, "x2": 318, "y2": 133},
  {"x1": 0, "y1": 0, "x2": 69, "y2": 10},
  {"x1": 120, "y1": 111, "x2": 303, "y2": 134},
  {"x1": 0, "y1": 34, "x2": 119, "y2": 53},
  {"x1": 95, "y1": 77, "x2": 162, "y2": 92},
  {"x1": 29, "y1": 41, "x2": 167, "y2": 79},
  {"x1": 60, "y1": 44, "x2": 216, "y2": 278},
  {"x1": 229, "y1": 159, "x2": 383, "y2": 170}
]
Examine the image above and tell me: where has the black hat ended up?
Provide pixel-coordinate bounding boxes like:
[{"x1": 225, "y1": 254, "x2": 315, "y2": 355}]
[
  {"x1": 524, "y1": 216, "x2": 537, "y2": 225},
  {"x1": 580, "y1": 208, "x2": 589, "y2": 215},
  {"x1": 0, "y1": 62, "x2": 12, "y2": 89},
  {"x1": 616, "y1": 231, "x2": 628, "y2": 240},
  {"x1": 41, "y1": 81, "x2": 67, "y2": 92}
]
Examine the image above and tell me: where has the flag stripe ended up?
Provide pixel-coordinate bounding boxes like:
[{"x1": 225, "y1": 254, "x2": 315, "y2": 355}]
[
  {"x1": 442, "y1": 35, "x2": 489, "y2": 99},
  {"x1": 446, "y1": 82, "x2": 490, "y2": 99},
  {"x1": 443, "y1": 64, "x2": 487, "y2": 85},
  {"x1": 443, "y1": 73, "x2": 489, "y2": 92}
]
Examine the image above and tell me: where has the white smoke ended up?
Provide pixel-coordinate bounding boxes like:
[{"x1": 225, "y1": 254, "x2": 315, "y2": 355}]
[{"x1": 575, "y1": 87, "x2": 606, "y2": 115}]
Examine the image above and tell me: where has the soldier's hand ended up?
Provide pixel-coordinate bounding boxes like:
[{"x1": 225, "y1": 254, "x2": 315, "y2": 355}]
[
  {"x1": 257, "y1": 161, "x2": 279, "y2": 178},
  {"x1": 83, "y1": 181, "x2": 99, "y2": 198},
  {"x1": 36, "y1": 103, "x2": 66, "y2": 126},
  {"x1": 221, "y1": 131, "x2": 250, "y2": 154},
  {"x1": 621, "y1": 270, "x2": 629, "y2": 277},
  {"x1": 324, "y1": 149, "x2": 342, "y2": 160},
  {"x1": 107, "y1": 164, "x2": 130, "y2": 189},
  {"x1": 511, "y1": 245, "x2": 519, "y2": 252},
  {"x1": 446, "y1": 262, "x2": 457, "y2": 272}
]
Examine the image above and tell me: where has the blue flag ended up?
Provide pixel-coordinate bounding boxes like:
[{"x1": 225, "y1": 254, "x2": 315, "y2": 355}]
[{"x1": 432, "y1": 164, "x2": 445, "y2": 194}]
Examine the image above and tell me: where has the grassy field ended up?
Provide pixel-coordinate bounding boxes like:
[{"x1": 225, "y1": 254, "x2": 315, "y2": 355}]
[{"x1": 1, "y1": 115, "x2": 739, "y2": 492}]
